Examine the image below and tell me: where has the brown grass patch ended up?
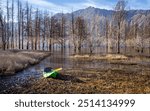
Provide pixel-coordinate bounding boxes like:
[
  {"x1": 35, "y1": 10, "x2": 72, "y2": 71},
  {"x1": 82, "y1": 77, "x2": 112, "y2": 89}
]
[
  {"x1": 0, "y1": 50, "x2": 51, "y2": 75},
  {"x1": 6, "y1": 67, "x2": 150, "y2": 94},
  {"x1": 70, "y1": 54, "x2": 128, "y2": 60}
]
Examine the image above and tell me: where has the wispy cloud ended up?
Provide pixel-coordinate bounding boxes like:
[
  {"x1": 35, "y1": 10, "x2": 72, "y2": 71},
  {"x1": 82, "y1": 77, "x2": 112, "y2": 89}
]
[
  {"x1": 22, "y1": 0, "x2": 114, "y2": 13},
  {"x1": 14, "y1": 0, "x2": 150, "y2": 14},
  {"x1": 22, "y1": 0, "x2": 72, "y2": 13},
  {"x1": 65, "y1": 0, "x2": 113, "y2": 10}
]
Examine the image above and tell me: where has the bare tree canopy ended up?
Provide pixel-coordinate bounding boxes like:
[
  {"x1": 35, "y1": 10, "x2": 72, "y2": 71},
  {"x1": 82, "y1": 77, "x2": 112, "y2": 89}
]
[
  {"x1": 0, "y1": 0, "x2": 149, "y2": 56},
  {"x1": 113, "y1": 0, "x2": 127, "y2": 54}
]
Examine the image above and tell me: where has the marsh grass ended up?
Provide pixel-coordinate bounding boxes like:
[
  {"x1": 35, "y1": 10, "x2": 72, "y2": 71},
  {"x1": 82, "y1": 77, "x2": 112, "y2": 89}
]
[
  {"x1": 0, "y1": 50, "x2": 51, "y2": 75},
  {"x1": 7, "y1": 66, "x2": 150, "y2": 94},
  {"x1": 70, "y1": 54, "x2": 150, "y2": 66},
  {"x1": 1, "y1": 53, "x2": 150, "y2": 94}
]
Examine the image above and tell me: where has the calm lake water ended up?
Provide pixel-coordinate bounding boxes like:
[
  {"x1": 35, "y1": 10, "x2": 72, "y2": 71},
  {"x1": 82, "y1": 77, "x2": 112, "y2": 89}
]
[{"x1": 0, "y1": 49, "x2": 150, "y2": 93}]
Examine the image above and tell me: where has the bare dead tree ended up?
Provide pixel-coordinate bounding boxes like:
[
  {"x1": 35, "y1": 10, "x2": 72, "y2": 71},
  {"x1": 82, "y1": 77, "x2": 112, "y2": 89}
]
[
  {"x1": 41, "y1": 13, "x2": 45, "y2": 51},
  {"x1": 50, "y1": 16, "x2": 58, "y2": 51},
  {"x1": 87, "y1": 17, "x2": 95, "y2": 54},
  {"x1": 21, "y1": 5, "x2": 24, "y2": 50},
  {"x1": 45, "y1": 12, "x2": 50, "y2": 51},
  {"x1": 38, "y1": 12, "x2": 41, "y2": 50},
  {"x1": 52, "y1": 17, "x2": 61, "y2": 51},
  {"x1": 26, "y1": 1, "x2": 30, "y2": 50},
  {"x1": 113, "y1": 0, "x2": 127, "y2": 54},
  {"x1": 42, "y1": 11, "x2": 48, "y2": 51},
  {"x1": 17, "y1": 0, "x2": 21, "y2": 49},
  {"x1": 0, "y1": 0, "x2": 10, "y2": 50},
  {"x1": 140, "y1": 27, "x2": 144, "y2": 53},
  {"x1": 34, "y1": 8, "x2": 39, "y2": 50},
  {"x1": 29, "y1": 6, "x2": 33, "y2": 50},
  {"x1": 57, "y1": 13, "x2": 66, "y2": 52},
  {"x1": 143, "y1": 20, "x2": 150, "y2": 55},
  {"x1": 6, "y1": 0, "x2": 10, "y2": 49},
  {"x1": 14, "y1": 25, "x2": 18, "y2": 48},
  {"x1": 124, "y1": 20, "x2": 128, "y2": 53},
  {"x1": 105, "y1": 18, "x2": 109, "y2": 54},
  {"x1": 11, "y1": 0, "x2": 14, "y2": 49},
  {"x1": 0, "y1": 15, "x2": 7, "y2": 50},
  {"x1": 126, "y1": 21, "x2": 136, "y2": 53},
  {"x1": 47, "y1": 14, "x2": 53, "y2": 51},
  {"x1": 147, "y1": 18, "x2": 150, "y2": 55},
  {"x1": 87, "y1": 15, "x2": 101, "y2": 54},
  {"x1": 75, "y1": 16, "x2": 88, "y2": 54},
  {"x1": 71, "y1": 11, "x2": 77, "y2": 53},
  {"x1": 44, "y1": 12, "x2": 49, "y2": 51},
  {"x1": 133, "y1": 22, "x2": 138, "y2": 53}
]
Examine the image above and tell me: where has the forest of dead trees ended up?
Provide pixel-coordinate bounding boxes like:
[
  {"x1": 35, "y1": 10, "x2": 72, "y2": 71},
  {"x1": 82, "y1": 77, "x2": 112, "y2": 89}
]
[{"x1": 0, "y1": 0, "x2": 150, "y2": 55}]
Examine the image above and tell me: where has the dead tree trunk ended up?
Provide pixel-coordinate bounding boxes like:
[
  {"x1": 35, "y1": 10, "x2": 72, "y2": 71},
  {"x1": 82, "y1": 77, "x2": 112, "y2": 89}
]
[
  {"x1": 26, "y1": 1, "x2": 29, "y2": 50},
  {"x1": 18, "y1": 0, "x2": 21, "y2": 49},
  {"x1": 11, "y1": 0, "x2": 14, "y2": 49},
  {"x1": 113, "y1": 0, "x2": 127, "y2": 54},
  {"x1": 6, "y1": 0, "x2": 10, "y2": 49}
]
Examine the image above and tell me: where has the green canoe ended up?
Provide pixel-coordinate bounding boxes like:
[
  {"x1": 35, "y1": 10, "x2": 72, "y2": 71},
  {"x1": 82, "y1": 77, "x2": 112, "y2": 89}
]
[{"x1": 43, "y1": 67, "x2": 62, "y2": 78}]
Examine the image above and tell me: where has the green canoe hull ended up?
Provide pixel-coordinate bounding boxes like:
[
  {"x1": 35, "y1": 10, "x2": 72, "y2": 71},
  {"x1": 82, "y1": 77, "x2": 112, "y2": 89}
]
[{"x1": 43, "y1": 71, "x2": 58, "y2": 78}]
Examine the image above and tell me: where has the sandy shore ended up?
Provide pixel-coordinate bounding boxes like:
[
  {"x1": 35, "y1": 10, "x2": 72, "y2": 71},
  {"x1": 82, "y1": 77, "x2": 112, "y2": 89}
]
[{"x1": 0, "y1": 50, "x2": 51, "y2": 76}]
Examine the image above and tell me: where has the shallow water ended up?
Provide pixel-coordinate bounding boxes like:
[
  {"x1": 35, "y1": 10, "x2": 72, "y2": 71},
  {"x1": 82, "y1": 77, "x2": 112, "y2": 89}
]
[{"x1": 0, "y1": 51, "x2": 149, "y2": 93}]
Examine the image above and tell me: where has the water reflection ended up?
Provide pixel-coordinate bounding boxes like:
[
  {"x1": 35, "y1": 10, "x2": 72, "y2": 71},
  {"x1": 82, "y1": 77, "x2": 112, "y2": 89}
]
[{"x1": 0, "y1": 50, "x2": 149, "y2": 93}]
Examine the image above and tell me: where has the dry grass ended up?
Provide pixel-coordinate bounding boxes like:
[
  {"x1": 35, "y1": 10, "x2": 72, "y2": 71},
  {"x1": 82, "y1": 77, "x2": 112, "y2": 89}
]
[
  {"x1": 70, "y1": 54, "x2": 90, "y2": 59},
  {"x1": 1, "y1": 53, "x2": 149, "y2": 94},
  {"x1": 6, "y1": 67, "x2": 150, "y2": 94},
  {"x1": 70, "y1": 54, "x2": 150, "y2": 66},
  {"x1": 0, "y1": 50, "x2": 51, "y2": 75},
  {"x1": 70, "y1": 54, "x2": 128, "y2": 60},
  {"x1": 105, "y1": 54, "x2": 128, "y2": 60}
]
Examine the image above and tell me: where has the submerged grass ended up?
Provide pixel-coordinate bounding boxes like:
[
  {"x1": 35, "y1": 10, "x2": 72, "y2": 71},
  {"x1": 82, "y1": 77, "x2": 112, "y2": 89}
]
[{"x1": 70, "y1": 54, "x2": 150, "y2": 66}]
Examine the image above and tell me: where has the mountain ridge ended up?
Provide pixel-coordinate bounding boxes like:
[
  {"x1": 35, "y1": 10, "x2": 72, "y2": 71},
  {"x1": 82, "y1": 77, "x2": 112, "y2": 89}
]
[{"x1": 55, "y1": 6, "x2": 150, "y2": 23}]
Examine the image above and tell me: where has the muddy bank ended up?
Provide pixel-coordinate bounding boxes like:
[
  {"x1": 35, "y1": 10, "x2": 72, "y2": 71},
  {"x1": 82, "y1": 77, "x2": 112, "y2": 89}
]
[
  {"x1": 1, "y1": 52, "x2": 150, "y2": 94},
  {"x1": 5, "y1": 67, "x2": 150, "y2": 94},
  {"x1": 70, "y1": 54, "x2": 150, "y2": 66},
  {"x1": 0, "y1": 50, "x2": 51, "y2": 76},
  {"x1": 70, "y1": 54, "x2": 128, "y2": 60}
]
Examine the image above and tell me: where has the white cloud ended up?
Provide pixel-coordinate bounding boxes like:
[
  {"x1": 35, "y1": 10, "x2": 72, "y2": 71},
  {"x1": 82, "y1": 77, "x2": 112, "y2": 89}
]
[
  {"x1": 22, "y1": 0, "x2": 113, "y2": 13},
  {"x1": 18, "y1": 0, "x2": 150, "y2": 14},
  {"x1": 22, "y1": 0, "x2": 70, "y2": 13},
  {"x1": 84, "y1": 0, "x2": 97, "y2": 7},
  {"x1": 86, "y1": 0, "x2": 115, "y2": 10},
  {"x1": 64, "y1": 0, "x2": 113, "y2": 12}
]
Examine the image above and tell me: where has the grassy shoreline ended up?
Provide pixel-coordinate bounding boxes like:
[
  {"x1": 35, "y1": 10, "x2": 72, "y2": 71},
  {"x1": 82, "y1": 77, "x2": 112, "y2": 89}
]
[
  {"x1": 70, "y1": 54, "x2": 150, "y2": 66},
  {"x1": 1, "y1": 53, "x2": 150, "y2": 94},
  {"x1": 6, "y1": 67, "x2": 150, "y2": 94},
  {"x1": 0, "y1": 50, "x2": 51, "y2": 76}
]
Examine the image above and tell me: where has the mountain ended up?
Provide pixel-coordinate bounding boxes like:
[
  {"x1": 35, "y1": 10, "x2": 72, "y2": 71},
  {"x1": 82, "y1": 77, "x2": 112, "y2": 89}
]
[
  {"x1": 55, "y1": 6, "x2": 150, "y2": 26},
  {"x1": 55, "y1": 7, "x2": 113, "y2": 21}
]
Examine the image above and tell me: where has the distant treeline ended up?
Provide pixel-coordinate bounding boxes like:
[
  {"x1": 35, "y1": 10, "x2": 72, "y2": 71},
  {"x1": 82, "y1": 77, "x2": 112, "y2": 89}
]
[{"x1": 0, "y1": 0, "x2": 150, "y2": 55}]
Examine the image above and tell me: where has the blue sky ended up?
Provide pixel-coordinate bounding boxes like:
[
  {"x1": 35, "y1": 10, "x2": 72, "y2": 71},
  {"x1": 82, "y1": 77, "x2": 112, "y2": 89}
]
[{"x1": 2, "y1": 0, "x2": 150, "y2": 13}]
